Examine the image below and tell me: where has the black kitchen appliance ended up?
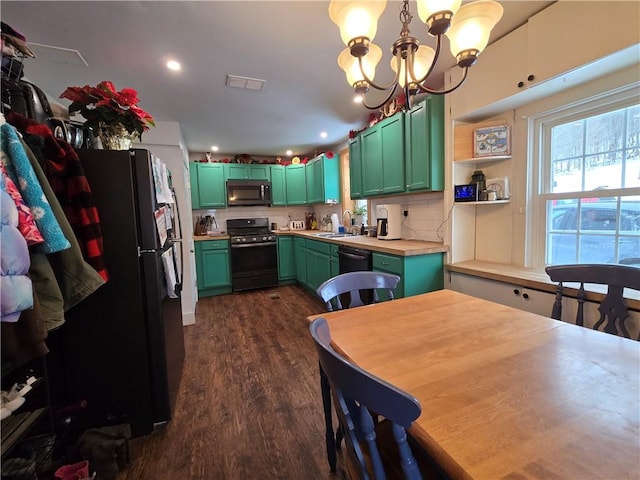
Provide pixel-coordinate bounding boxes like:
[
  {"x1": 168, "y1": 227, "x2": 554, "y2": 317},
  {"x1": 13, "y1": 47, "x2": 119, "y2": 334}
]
[
  {"x1": 337, "y1": 245, "x2": 373, "y2": 304},
  {"x1": 226, "y1": 179, "x2": 272, "y2": 206},
  {"x1": 48, "y1": 148, "x2": 185, "y2": 438},
  {"x1": 227, "y1": 218, "x2": 278, "y2": 291}
]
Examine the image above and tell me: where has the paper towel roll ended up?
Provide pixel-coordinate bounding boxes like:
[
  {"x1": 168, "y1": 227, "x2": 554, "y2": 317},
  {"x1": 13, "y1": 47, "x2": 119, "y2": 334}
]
[{"x1": 331, "y1": 213, "x2": 340, "y2": 233}]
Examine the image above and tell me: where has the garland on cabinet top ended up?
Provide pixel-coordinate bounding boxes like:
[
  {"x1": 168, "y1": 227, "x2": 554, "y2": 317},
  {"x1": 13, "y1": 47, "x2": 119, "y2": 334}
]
[
  {"x1": 349, "y1": 90, "x2": 425, "y2": 139},
  {"x1": 195, "y1": 150, "x2": 335, "y2": 166}
]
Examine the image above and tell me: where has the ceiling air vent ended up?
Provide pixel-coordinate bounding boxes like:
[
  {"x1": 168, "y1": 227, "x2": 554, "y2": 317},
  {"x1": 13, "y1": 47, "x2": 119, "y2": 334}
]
[{"x1": 225, "y1": 75, "x2": 265, "y2": 91}]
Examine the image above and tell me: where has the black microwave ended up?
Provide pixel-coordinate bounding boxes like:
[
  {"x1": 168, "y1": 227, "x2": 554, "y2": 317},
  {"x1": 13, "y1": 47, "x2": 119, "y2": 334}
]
[{"x1": 226, "y1": 179, "x2": 272, "y2": 206}]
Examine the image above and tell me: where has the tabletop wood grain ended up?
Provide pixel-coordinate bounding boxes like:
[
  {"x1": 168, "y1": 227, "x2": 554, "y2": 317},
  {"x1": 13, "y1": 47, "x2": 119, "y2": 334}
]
[{"x1": 308, "y1": 289, "x2": 640, "y2": 480}]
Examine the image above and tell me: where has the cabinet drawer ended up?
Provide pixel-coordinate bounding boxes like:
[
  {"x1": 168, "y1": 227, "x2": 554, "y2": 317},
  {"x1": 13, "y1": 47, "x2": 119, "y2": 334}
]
[
  {"x1": 307, "y1": 239, "x2": 331, "y2": 255},
  {"x1": 372, "y1": 253, "x2": 403, "y2": 274},
  {"x1": 199, "y1": 239, "x2": 229, "y2": 251}
]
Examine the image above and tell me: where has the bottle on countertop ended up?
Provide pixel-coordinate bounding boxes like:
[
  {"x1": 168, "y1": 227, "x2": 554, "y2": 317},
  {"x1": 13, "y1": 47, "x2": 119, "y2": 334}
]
[{"x1": 360, "y1": 224, "x2": 365, "y2": 235}]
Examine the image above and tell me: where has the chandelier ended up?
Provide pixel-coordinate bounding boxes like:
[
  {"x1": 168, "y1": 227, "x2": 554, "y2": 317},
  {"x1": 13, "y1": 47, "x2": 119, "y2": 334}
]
[{"x1": 329, "y1": 0, "x2": 503, "y2": 110}]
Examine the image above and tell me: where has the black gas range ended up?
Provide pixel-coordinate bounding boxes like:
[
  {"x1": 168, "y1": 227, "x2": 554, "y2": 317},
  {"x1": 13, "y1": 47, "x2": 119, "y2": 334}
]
[{"x1": 226, "y1": 218, "x2": 278, "y2": 291}]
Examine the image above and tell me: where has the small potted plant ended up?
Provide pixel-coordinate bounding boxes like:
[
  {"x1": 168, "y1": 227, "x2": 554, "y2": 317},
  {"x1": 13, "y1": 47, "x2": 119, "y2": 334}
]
[{"x1": 351, "y1": 204, "x2": 367, "y2": 226}]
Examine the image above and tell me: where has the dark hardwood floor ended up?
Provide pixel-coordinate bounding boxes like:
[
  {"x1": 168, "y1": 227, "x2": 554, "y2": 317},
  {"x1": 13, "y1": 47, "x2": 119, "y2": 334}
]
[{"x1": 117, "y1": 284, "x2": 346, "y2": 480}]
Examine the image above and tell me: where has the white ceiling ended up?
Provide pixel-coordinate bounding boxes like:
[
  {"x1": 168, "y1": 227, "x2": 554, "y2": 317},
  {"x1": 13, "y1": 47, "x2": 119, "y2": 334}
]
[{"x1": 2, "y1": 1, "x2": 552, "y2": 157}]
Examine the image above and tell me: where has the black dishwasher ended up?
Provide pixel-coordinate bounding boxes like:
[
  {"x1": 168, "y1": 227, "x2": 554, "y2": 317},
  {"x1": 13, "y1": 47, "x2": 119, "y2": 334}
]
[{"x1": 337, "y1": 245, "x2": 373, "y2": 304}]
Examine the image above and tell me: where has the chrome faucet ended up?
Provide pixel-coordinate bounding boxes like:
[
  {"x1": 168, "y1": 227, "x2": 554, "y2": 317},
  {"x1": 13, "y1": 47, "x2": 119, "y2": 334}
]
[{"x1": 342, "y1": 210, "x2": 352, "y2": 228}]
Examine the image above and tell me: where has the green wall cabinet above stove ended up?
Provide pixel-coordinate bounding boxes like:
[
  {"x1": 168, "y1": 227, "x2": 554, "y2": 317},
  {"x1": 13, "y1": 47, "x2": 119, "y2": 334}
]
[{"x1": 225, "y1": 164, "x2": 271, "y2": 180}]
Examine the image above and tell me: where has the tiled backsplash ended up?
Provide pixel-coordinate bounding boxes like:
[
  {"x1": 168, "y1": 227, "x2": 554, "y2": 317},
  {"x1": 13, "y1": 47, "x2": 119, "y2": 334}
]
[{"x1": 192, "y1": 191, "x2": 444, "y2": 241}]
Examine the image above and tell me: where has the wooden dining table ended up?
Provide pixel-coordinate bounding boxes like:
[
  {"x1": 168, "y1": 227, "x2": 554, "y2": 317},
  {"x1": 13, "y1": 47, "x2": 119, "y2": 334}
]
[{"x1": 308, "y1": 289, "x2": 640, "y2": 480}]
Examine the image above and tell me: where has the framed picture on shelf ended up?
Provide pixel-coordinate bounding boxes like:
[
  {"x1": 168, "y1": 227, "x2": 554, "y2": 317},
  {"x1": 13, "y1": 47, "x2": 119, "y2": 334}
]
[{"x1": 473, "y1": 125, "x2": 510, "y2": 157}]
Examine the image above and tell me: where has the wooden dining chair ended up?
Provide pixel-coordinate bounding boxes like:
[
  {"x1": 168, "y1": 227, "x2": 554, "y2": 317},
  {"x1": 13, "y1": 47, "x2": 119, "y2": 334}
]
[
  {"x1": 316, "y1": 271, "x2": 401, "y2": 473},
  {"x1": 316, "y1": 271, "x2": 401, "y2": 312},
  {"x1": 309, "y1": 317, "x2": 442, "y2": 480},
  {"x1": 545, "y1": 264, "x2": 640, "y2": 340}
]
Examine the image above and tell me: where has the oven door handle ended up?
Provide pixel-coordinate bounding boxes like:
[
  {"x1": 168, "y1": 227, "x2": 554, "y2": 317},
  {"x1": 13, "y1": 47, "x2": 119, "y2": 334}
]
[{"x1": 231, "y1": 242, "x2": 276, "y2": 248}]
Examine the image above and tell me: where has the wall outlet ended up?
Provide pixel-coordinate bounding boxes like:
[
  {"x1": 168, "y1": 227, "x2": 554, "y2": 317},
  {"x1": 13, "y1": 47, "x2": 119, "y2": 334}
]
[{"x1": 403, "y1": 210, "x2": 409, "y2": 217}]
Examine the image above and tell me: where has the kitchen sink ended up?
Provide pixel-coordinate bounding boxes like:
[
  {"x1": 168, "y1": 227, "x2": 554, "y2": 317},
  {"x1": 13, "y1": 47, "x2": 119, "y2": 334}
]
[{"x1": 313, "y1": 233, "x2": 349, "y2": 238}]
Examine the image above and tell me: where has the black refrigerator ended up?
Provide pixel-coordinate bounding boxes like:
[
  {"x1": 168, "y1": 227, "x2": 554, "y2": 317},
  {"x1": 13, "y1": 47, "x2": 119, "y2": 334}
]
[{"x1": 48, "y1": 148, "x2": 185, "y2": 438}]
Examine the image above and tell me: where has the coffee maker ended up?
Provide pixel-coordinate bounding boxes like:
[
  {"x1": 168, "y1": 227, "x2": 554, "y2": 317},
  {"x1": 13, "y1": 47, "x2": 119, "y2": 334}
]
[{"x1": 376, "y1": 204, "x2": 402, "y2": 240}]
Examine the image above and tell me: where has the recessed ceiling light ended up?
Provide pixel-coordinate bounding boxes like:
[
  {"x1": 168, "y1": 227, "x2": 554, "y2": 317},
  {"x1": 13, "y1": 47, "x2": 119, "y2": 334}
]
[
  {"x1": 211, "y1": 146, "x2": 219, "y2": 152},
  {"x1": 320, "y1": 131, "x2": 328, "y2": 138},
  {"x1": 286, "y1": 150, "x2": 293, "y2": 156},
  {"x1": 166, "y1": 60, "x2": 181, "y2": 71}
]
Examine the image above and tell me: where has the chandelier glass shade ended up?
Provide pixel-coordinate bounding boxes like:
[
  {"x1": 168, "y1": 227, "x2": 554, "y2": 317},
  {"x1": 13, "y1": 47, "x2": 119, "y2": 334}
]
[{"x1": 329, "y1": 0, "x2": 504, "y2": 110}]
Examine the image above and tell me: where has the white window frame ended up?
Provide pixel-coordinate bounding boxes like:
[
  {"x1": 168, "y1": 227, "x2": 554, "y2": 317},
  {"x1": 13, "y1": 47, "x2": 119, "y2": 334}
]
[{"x1": 529, "y1": 85, "x2": 640, "y2": 267}]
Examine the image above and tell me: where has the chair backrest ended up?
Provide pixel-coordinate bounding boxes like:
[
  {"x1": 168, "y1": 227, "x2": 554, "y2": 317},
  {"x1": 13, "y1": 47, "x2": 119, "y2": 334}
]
[
  {"x1": 316, "y1": 271, "x2": 401, "y2": 312},
  {"x1": 309, "y1": 317, "x2": 423, "y2": 480},
  {"x1": 545, "y1": 264, "x2": 640, "y2": 340}
]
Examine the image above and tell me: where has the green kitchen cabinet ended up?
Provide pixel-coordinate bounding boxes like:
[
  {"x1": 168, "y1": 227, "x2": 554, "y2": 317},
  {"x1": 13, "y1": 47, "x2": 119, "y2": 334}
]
[
  {"x1": 306, "y1": 153, "x2": 340, "y2": 205},
  {"x1": 286, "y1": 164, "x2": 307, "y2": 205},
  {"x1": 277, "y1": 235, "x2": 296, "y2": 282},
  {"x1": 225, "y1": 164, "x2": 271, "y2": 180},
  {"x1": 306, "y1": 239, "x2": 332, "y2": 292},
  {"x1": 404, "y1": 95, "x2": 444, "y2": 192},
  {"x1": 190, "y1": 162, "x2": 226, "y2": 209},
  {"x1": 372, "y1": 251, "x2": 443, "y2": 299},
  {"x1": 329, "y1": 244, "x2": 339, "y2": 278},
  {"x1": 348, "y1": 136, "x2": 363, "y2": 199},
  {"x1": 362, "y1": 114, "x2": 405, "y2": 197},
  {"x1": 271, "y1": 165, "x2": 287, "y2": 206},
  {"x1": 195, "y1": 239, "x2": 232, "y2": 297},
  {"x1": 294, "y1": 236, "x2": 308, "y2": 285}
]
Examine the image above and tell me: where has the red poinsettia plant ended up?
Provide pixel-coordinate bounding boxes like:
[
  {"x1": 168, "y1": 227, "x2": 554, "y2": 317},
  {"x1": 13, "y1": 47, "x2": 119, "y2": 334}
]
[{"x1": 60, "y1": 81, "x2": 155, "y2": 138}]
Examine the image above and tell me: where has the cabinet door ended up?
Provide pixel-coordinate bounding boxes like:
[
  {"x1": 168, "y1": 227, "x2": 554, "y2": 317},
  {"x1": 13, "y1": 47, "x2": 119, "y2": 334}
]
[
  {"x1": 249, "y1": 164, "x2": 270, "y2": 180},
  {"x1": 197, "y1": 241, "x2": 231, "y2": 288},
  {"x1": 349, "y1": 137, "x2": 363, "y2": 199},
  {"x1": 271, "y1": 165, "x2": 286, "y2": 206},
  {"x1": 405, "y1": 96, "x2": 444, "y2": 192},
  {"x1": 361, "y1": 126, "x2": 383, "y2": 196},
  {"x1": 294, "y1": 237, "x2": 307, "y2": 284},
  {"x1": 527, "y1": 1, "x2": 640, "y2": 90},
  {"x1": 448, "y1": 24, "x2": 527, "y2": 119},
  {"x1": 189, "y1": 163, "x2": 200, "y2": 209},
  {"x1": 372, "y1": 252, "x2": 405, "y2": 299},
  {"x1": 380, "y1": 114, "x2": 405, "y2": 194},
  {"x1": 277, "y1": 236, "x2": 296, "y2": 280},
  {"x1": 286, "y1": 165, "x2": 307, "y2": 205},
  {"x1": 197, "y1": 163, "x2": 226, "y2": 208},
  {"x1": 306, "y1": 158, "x2": 318, "y2": 204},
  {"x1": 225, "y1": 164, "x2": 249, "y2": 179},
  {"x1": 330, "y1": 244, "x2": 339, "y2": 278}
]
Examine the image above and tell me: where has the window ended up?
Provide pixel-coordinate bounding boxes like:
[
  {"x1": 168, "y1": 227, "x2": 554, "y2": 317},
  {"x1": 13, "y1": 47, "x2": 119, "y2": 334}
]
[{"x1": 534, "y1": 91, "x2": 640, "y2": 267}]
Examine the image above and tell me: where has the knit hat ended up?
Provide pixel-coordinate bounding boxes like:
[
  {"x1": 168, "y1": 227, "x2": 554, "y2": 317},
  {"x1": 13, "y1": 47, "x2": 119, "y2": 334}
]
[{"x1": 1, "y1": 22, "x2": 36, "y2": 58}]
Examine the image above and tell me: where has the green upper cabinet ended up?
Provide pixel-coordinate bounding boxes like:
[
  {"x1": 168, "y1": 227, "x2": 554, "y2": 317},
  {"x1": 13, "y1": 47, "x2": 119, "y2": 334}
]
[
  {"x1": 404, "y1": 95, "x2": 444, "y2": 192},
  {"x1": 306, "y1": 153, "x2": 340, "y2": 205},
  {"x1": 225, "y1": 164, "x2": 271, "y2": 180},
  {"x1": 190, "y1": 162, "x2": 226, "y2": 209},
  {"x1": 286, "y1": 164, "x2": 307, "y2": 205},
  {"x1": 348, "y1": 136, "x2": 363, "y2": 199},
  {"x1": 362, "y1": 114, "x2": 405, "y2": 197},
  {"x1": 271, "y1": 165, "x2": 286, "y2": 206}
]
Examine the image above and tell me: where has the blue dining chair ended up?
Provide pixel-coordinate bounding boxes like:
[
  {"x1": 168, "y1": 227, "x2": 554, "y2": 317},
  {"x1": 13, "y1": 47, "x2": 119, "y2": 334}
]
[
  {"x1": 310, "y1": 317, "x2": 436, "y2": 480},
  {"x1": 316, "y1": 271, "x2": 401, "y2": 473},
  {"x1": 545, "y1": 263, "x2": 640, "y2": 340},
  {"x1": 316, "y1": 271, "x2": 401, "y2": 312}
]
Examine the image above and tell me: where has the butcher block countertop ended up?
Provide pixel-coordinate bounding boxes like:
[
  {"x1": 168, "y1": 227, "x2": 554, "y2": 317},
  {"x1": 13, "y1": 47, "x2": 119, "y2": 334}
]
[{"x1": 193, "y1": 231, "x2": 447, "y2": 257}]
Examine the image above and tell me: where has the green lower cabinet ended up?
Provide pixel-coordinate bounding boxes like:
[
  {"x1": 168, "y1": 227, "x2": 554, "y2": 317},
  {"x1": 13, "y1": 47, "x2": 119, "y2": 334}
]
[
  {"x1": 195, "y1": 239, "x2": 232, "y2": 297},
  {"x1": 277, "y1": 236, "x2": 296, "y2": 283},
  {"x1": 372, "y1": 252, "x2": 444, "y2": 299},
  {"x1": 306, "y1": 239, "x2": 332, "y2": 292},
  {"x1": 294, "y1": 237, "x2": 308, "y2": 286},
  {"x1": 329, "y1": 244, "x2": 339, "y2": 278}
]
